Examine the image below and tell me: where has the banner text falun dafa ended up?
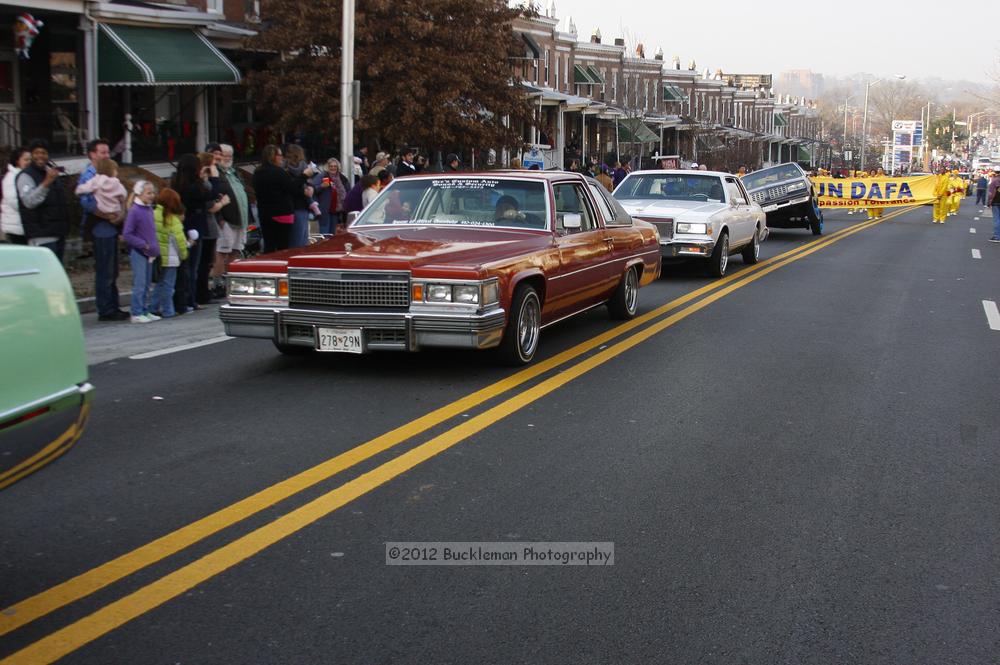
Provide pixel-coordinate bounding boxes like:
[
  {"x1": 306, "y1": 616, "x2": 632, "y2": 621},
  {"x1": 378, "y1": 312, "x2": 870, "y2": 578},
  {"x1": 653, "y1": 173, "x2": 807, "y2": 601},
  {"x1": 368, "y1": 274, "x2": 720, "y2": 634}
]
[{"x1": 811, "y1": 175, "x2": 938, "y2": 208}]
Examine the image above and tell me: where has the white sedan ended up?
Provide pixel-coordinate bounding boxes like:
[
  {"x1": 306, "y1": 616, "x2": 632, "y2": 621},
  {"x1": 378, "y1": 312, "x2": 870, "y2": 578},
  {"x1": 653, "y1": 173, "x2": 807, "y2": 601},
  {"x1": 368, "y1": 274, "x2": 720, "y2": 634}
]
[{"x1": 613, "y1": 170, "x2": 767, "y2": 277}]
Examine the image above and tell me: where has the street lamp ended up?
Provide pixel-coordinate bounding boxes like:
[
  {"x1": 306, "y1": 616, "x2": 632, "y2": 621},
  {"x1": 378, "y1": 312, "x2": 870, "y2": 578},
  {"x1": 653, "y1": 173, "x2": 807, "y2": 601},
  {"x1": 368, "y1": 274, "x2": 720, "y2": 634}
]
[
  {"x1": 967, "y1": 110, "x2": 995, "y2": 155},
  {"x1": 860, "y1": 73, "x2": 905, "y2": 172},
  {"x1": 842, "y1": 93, "x2": 854, "y2": 168}
]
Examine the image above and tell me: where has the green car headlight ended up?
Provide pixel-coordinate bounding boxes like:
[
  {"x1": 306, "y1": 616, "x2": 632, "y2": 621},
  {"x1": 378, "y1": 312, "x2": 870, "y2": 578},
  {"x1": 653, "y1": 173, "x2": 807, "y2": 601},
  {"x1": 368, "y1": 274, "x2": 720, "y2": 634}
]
[
  {"x1": 676, "y1": 222, "x2": 708, "y2": 234},
  {"x1": 229, "y1": 277, "x2": 255, "y2": 295},
  {"x1": 453, "y1": 285, "x2": 480, "y2": 305},
  {"x1": 426, "y1": 284, "x2": 453, "y2": 302}
]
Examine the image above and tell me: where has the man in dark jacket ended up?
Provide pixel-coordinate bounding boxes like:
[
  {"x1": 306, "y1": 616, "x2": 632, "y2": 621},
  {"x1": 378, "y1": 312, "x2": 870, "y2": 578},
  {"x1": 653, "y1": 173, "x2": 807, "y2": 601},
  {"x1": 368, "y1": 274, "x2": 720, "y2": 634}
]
[
  {"x1": 395, "y1": 148, "x2": 418, "y2": 178},
  {"x1": 445, "y1": 153, "x2": 461, "y2": 172},
  {"x1": 16, "y1": 139, "x2": 69, "y2": 262}
]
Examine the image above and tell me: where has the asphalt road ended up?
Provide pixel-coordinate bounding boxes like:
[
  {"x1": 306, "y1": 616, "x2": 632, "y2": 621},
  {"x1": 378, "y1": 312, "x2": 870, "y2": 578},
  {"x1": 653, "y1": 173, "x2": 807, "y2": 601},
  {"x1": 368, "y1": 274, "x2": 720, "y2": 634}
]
[{"x1": 2, "y1": 203, "x2": 999, "y2": 664}]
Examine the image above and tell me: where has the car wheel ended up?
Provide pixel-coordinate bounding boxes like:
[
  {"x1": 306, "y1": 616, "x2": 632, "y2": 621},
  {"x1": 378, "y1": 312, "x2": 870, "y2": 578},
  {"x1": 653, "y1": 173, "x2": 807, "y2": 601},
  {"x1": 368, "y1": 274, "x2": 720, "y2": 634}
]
[
  {"x1": 273, "y1": 341, "x2": 313, "y2": 355},
  {"x1": 608, "y1": 266, "x2": 640, "y2": 320},
  {"x1": 707, "y1": 231, "x2": 729, "y2": 277},
  {"x1": 741, "y1": 226, "x2": 760, "y2": 265},
  {"x1": 497, "y1": 284, "x2": 541, "y2": 365},
  {"x1": 806, "y1": 204, "x2": 823, "y2": 235}
]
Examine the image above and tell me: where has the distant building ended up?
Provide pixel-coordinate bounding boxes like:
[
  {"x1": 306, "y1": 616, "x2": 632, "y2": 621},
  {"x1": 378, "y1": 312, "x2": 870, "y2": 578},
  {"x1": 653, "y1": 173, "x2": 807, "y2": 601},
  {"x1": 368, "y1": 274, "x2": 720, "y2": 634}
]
[{"x1": 776, "y1": 70, "x2": 824, "y2": 100}]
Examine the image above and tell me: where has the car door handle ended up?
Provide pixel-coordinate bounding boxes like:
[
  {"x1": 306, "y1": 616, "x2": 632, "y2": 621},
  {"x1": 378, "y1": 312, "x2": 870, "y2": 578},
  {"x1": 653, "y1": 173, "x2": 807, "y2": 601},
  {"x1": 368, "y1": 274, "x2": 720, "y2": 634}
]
[{"x1": 603, "y1": 237, "x2": 614, "y2": 247}]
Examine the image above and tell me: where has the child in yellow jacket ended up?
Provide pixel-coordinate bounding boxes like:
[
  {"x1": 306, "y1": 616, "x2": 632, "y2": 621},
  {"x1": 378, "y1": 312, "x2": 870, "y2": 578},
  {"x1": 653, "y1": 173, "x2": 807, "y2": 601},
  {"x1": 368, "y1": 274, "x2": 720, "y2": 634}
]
[{"x1": 151, "y1": 188, "x2": 189, "y2": 318}]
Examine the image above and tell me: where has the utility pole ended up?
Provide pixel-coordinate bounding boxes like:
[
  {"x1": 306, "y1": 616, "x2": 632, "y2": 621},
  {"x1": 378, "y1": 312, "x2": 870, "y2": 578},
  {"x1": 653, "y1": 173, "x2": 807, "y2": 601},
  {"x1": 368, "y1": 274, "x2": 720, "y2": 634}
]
[{"x1": 340, "y1": 0, "x2": 356, "y2": 182}]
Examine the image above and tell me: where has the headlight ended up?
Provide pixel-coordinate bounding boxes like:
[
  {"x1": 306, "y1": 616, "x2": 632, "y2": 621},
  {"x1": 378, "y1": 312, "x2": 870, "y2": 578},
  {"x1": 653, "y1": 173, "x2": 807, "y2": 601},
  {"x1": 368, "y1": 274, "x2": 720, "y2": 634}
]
[
  {"x1": 254, "y1": 278, "x2": 277, "y2": 296},
  {"x1": 228, "y1": 276, "x2": 284, "y2": 298},
  {"x1": 676, "y1": 222, "x2": 708, "y2": 234},
  {"x1": 229, "y1": 277, "x2": 255, "y2": 295},
  {"x1": 426, "y1": 284, "x2": 453, "y2": 302},
  {"x1": 787, "y1": 181, "x2": 807, "y2": 192},
  {"x1": 453, "y1": 284, "x2": 480, "y2": 304}
]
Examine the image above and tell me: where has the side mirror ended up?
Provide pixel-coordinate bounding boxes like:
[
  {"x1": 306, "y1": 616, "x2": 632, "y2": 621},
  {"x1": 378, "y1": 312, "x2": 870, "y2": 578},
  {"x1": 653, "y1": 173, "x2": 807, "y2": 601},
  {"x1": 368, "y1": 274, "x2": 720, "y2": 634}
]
[
  {"x1": 562, "y1": 213, "x2": 582, "y2": 230},
  {"x1": 346, "y1": 211, "x2": 360, "y2": 226}
]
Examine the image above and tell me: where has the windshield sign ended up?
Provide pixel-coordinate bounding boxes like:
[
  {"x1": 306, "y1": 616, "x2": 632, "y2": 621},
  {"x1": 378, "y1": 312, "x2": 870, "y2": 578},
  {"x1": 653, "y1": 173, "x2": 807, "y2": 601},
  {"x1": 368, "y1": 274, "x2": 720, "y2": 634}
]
[
  {"x1": 742, "y1": 165, "x2": 802, "y2": 190},
  {"x1": 616, "y1": 174, "x2": 725, "y2": 203},
  {"x1": 353, "y1": 178, "x2": 549, "y2": 230}
]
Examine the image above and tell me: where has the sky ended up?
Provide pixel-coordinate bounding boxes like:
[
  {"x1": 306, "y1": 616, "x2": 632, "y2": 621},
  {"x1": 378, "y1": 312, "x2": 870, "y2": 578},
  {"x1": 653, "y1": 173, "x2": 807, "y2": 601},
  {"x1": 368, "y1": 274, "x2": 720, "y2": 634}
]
[{"x1": 550, "y1": 0, "x2": 999, "y2": 85}]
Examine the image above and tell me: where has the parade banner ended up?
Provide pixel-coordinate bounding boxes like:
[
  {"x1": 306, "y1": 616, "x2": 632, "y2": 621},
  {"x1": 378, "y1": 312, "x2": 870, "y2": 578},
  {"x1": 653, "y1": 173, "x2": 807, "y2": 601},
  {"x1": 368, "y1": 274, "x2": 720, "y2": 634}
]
[{"x1": 812, "y1": 175, "x2": 937, "y2": 208}]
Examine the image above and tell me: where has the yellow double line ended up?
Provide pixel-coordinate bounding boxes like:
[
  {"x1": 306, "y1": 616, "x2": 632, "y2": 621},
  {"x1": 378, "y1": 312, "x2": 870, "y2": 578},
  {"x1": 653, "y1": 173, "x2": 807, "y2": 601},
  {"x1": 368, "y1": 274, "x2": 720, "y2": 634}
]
[{"x1": 0, "y1": 209, "x2": 911, "y2": 664}]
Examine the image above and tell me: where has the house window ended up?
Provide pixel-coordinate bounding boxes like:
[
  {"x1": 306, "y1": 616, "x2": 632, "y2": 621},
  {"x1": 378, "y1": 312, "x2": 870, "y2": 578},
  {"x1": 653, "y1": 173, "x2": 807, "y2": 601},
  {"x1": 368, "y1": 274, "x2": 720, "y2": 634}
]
[
  {"x1": 644, "y1": 80, "x2": 649, "y2": 110},
  {"x1": 206, "y1": 0, "x2": 223, "y2": 13},
  {"x1": 544, "y1": 49, "x2": 549, "y2": 86},
  {"x1": 554, "y1": 53, "x2": 559, "y2": 89},
  {"x1": 612, "y1": 71, "x2": 617, "y2": 102},
  {"x1": 243, "y1": 0, "x2": 260, "y2": 22}
]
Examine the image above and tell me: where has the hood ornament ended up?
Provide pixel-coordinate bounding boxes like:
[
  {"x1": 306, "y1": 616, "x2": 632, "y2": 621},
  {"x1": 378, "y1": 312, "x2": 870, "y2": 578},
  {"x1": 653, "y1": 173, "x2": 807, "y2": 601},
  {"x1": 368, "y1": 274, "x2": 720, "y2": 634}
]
[{"x1": 344, "y1": 243, "x2": 353, "y2": 254}]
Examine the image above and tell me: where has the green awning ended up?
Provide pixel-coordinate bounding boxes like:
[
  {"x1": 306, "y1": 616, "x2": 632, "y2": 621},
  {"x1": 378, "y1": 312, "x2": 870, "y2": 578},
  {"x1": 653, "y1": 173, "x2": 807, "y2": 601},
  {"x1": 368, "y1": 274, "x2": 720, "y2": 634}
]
[
  {"x1": 98, "y1": 23, "x2": 241, "y2": 86},
  {"x1": 586, "y1": 65, "x2": 604, "y2": 84},
  {"x1": 774, "y1": 113, "x2": 788, "y2": 127},
  {"x1": 662, "y1": 84, "x2": 685, "y2": 102},
  {"x1": 618, "y1": 120, "x2": 659, "y2": 143},
  {"x1": 519, "y1": 32, "x2": 541, "y2": 60},
  {"x1": 797, "y1": 145, "x2": 813, "y2": 161},
  {"x1": 573, "y1": 64, "x2": 597, "y2": 85}
]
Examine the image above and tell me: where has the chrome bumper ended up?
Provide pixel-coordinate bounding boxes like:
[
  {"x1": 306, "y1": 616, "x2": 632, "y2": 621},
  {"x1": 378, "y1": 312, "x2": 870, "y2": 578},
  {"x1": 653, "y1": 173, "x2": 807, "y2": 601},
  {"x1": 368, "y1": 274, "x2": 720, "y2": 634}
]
[
  {"x1": 220, "y1": 305, "x2": 507, "y2": 352},
  {"x1": 660, "y1": 238, "x2": 716, "y2": 258}
]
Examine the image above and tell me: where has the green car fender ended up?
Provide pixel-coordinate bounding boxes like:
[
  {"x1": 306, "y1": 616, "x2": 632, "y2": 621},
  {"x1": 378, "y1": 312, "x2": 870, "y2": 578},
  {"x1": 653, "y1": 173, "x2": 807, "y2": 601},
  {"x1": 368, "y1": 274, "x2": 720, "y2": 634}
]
[{"x1": 0, "y1": 245, "x2": 92, "y2": 489}]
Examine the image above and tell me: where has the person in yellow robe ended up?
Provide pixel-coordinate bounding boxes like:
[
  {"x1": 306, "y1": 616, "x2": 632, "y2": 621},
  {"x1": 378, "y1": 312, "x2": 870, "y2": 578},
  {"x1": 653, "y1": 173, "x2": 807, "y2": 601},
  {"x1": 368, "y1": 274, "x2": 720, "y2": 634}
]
[
  {"x1": 868, "y1": 168, "x2": 886, "y2": 220},
  {"x1": 932, "y1": 169, "x2": 951, "y2": 223},
  {"x1": 848, "y1": 170, "x2": 867, "y2": 216},
  {"x1": 948, "y1": 170, "x2": 964, "y2": 216}
]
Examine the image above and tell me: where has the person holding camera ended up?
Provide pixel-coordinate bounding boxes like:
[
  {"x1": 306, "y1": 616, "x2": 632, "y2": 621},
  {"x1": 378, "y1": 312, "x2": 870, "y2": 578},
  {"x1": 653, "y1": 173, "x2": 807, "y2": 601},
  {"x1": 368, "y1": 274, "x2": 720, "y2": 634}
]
[
  {"x1": 312, "y1": 158, "x2": 350, "y2": 234},
  {"x1": 16, "y1": 139, "x2": 69, "y2": 262}
]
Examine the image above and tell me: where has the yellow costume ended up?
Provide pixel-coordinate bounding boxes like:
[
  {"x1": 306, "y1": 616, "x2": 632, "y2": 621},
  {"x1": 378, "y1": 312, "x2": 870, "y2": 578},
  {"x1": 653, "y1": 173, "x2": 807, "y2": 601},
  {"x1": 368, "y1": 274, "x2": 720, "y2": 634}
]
[
  {"x1": 948, "y1": 171, "x2": 963, "y2": 215},
  {"x1": 932, "y1": 172, "x2": 951, "y2": 223},
  {"x1": 869, "y1": 170, "x2": 886, "y2": 220}
]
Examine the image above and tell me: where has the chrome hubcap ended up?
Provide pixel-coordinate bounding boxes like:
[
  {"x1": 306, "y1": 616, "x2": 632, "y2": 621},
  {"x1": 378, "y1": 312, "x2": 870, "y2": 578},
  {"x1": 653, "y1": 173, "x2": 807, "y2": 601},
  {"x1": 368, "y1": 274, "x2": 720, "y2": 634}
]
[
  {"x1": 753, "y1": 231, "x2": 760, "y2": 259},
  {"x1": 625, "y1": 269, "x2": 638, "y2": 313},
  {"x1": 719, "y1": 237, "x2": 729, "y2": 273},
  {"x1": 518, "y1": 294, "x2": 540, "y2": 358}
]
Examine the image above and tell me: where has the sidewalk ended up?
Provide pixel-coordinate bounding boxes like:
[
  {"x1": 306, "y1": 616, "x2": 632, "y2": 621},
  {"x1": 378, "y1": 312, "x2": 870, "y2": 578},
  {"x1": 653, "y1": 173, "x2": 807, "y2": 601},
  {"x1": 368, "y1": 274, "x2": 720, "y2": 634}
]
[{"x1": 83, "y1": 303, "x2": 228, "y2": 365}]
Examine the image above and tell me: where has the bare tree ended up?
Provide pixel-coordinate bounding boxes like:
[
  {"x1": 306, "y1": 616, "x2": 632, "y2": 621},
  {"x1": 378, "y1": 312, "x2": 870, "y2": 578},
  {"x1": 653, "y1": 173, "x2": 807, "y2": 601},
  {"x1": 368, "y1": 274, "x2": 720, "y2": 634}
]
[{"x1": 868, "y1": 80, "x2": 927, "y2": 141}]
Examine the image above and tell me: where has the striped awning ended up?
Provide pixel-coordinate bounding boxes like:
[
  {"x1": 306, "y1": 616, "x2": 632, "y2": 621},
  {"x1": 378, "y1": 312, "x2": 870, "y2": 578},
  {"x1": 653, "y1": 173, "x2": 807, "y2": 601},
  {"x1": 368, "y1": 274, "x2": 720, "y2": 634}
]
[{"x1": 98, "y1": 23, "x2": 241, "y2": 86}]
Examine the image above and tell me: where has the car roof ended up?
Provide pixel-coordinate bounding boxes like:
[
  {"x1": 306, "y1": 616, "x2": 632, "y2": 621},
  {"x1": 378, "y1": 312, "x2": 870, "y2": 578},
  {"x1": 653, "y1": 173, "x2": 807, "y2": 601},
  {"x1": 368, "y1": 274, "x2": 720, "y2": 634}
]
[
  {"x1": 623, "y1": 169, "x2": 733, "y2": 178},
  {"x1": 396, "y1": 170, "x2": 585, "y2": 182}
]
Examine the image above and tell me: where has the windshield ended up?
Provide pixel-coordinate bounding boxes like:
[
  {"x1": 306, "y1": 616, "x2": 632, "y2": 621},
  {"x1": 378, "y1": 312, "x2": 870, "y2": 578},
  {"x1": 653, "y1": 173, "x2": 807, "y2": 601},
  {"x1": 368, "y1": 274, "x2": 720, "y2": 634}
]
[
  {"x1": 615, "y1": 174, "x2": 726, "y2": 202},
  {"x1": 742, "y1": 165, "x2": 802, "y2": 190},
  {"x1": 353, "y1": 177, "x2": 549, "y2": 230}
]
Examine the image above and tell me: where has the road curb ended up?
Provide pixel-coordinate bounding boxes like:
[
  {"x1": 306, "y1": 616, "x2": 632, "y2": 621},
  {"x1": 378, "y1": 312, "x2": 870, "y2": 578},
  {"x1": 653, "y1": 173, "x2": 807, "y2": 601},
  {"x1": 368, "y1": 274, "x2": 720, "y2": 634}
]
[{"x1": 76, "y1": 291, "x2": 133, "y2": 315}]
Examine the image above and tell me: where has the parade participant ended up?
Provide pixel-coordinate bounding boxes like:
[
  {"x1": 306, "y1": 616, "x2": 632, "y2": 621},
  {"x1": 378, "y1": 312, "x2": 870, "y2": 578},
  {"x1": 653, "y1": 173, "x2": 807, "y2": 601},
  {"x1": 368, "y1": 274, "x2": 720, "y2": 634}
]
[
  {"x1": 122, "y1": 180, "x2": 160, "y2": 323},
  {"x1": 948, "y1": 170, "x2": 963, "y2": 216},
  {"x1": 932, "y1": 168, "x2": 951, "y2": 224},
  {"x1": 151, "y1": 188, "x2": 188, "y2": 318},
  {"x1": 868, "y1": 168, "x2": 886, "y2": 220},
  {"x1": 988, "y1": 170, "x2": 1000, "y2": 242}
]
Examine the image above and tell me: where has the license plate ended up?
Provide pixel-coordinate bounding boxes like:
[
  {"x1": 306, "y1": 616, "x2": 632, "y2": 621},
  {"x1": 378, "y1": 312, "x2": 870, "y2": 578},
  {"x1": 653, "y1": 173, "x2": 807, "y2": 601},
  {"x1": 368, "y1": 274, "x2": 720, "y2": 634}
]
[
  {"x1": 317, "y1": 327, "x2": 363, "y2": 353},
  {"x1": 763, "y1": 204, "x2": 778, "y2": 212}
]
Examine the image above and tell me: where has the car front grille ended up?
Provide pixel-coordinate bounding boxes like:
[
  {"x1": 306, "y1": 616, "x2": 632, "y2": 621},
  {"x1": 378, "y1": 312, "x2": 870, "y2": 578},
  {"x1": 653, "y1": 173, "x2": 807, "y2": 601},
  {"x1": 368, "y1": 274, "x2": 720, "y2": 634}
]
[
  {"x1": 637, "y1": 217, "x2": 673, "y2": 240},
  {"x1": 754, "y1": 184, "x2": 790, "y2": 202},
  {"x1": 288, "y1": 270, "x2": 410, "y2": 309}
]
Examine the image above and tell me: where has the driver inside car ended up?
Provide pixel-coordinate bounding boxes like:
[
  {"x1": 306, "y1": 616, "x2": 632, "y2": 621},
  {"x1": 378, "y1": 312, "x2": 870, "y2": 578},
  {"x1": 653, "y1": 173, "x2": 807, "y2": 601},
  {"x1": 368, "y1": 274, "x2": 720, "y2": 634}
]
[{"x1": 494, "y1": 195, "x2": 525, "y2": 223}]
